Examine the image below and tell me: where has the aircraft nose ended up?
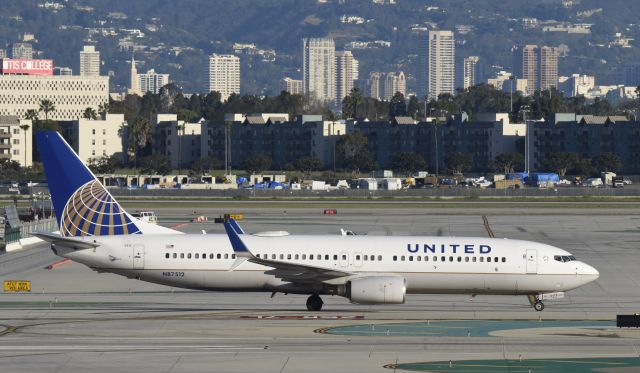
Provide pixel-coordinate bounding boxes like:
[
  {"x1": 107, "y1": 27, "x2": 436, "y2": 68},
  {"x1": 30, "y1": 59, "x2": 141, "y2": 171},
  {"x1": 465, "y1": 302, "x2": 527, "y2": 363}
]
[{"x1": 579, "y1": 262, "x2": 599, "y2": 279}]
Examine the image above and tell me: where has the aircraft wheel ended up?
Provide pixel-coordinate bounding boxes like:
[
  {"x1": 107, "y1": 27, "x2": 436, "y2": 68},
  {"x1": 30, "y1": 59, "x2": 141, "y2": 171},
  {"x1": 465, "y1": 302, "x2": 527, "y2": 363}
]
[
  {"x1": 534, "y1": 301, "x2": 545, "y2": 312},
  {"x1": 306, "y1": 295, "x2": 323, "y2": 311}
]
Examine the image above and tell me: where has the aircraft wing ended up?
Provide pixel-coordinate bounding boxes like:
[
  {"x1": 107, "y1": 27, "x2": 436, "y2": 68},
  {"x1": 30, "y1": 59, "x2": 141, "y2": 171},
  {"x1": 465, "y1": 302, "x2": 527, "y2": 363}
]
[
  {"x1": 32, "y1": 231, "x2": 101, "y2": 251},
  {"x1": 223, "y1": 219, "x2": 352, "y2": 284}
]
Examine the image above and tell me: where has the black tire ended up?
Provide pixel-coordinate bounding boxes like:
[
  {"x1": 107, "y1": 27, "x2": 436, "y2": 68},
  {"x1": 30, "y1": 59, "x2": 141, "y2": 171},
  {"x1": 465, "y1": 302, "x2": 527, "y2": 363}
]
[
  {"x1": 306, "y1": 295, "x2": 323, "y2": 311},
  {"x1": 534, "y1": 301, "x2": 545, "y2": 312}
]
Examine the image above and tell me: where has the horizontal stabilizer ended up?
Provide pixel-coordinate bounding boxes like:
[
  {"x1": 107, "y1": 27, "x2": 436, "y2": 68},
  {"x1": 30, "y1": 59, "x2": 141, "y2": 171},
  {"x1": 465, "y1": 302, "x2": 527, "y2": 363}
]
[{"x1": 32, "y1": 231, "x2": 100, "y2": 251}]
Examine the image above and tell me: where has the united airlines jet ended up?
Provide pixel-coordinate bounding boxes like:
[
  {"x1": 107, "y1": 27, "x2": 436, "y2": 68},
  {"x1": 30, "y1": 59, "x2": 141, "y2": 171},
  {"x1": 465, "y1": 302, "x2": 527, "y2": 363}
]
[{"x1": 34, "y1": 131, "x2": 599, "y2": 311}]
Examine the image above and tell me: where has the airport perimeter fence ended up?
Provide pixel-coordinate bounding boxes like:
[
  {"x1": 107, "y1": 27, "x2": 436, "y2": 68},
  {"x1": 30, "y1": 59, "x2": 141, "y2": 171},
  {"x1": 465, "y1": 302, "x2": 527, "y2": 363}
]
[
  {"x1": 1, "y1": 218, "x2": 58, "y2": 245},
  {"x1": 109, "y1": 185, "x2": 640, "y2": 199}
]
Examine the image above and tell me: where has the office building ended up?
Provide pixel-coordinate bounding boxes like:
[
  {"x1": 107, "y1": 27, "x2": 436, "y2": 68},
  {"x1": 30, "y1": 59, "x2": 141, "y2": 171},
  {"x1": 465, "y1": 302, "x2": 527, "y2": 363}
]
[
  {"x1": 79, "y1": 45, "x2": 100, "y2": 76},
  {"x1": 462, "y1": 56, "x2": 479, "y2": 90},
  {"x1": 152, "y1": 114, "x2": 203, "y2": 169},
  {"x1": 12, "y1": 43, "x2": 33, "y2": 59},
  {"x1": 539, "y1": 46, "x2": 558, "y2": 91},
  {"x1": 428, "y1": 30, "x2": 455, "y2": 100},
  {"x1": 60, "y1": 114, "x2": 127, "y2": 164},
  {"x1": 513, "y1": 45, "x2": 558, "y2": 94},
  {"x1": 0, "y1": 58, "x2": 109, "y2": 121},
  {"x1": 362, "y1": 72, "x2": 383, "y2": 99},
  {"x1": 0, "y1": 116, "x2": 32, "y2": 167},
  {"x1": 302, "y1": 38, "x2": 336, "y2": 102},
  {"x1": 281, "y1": 77, "x2": 304, "y2": 95},
  {"x1": 383, "y1": 71, "x2": 406, "y2": 100},
  {"x1": 208, "y1": 54, "x2": 240, "y2": 101},
  {"x1": 558, "y1": 74, "x2": 595, "y2": 97},
  {"x1": 137, "y1": 69, "x2": 169, "y2": 94},
  {"x1": 129, "y1": 53, "x2": 140, "y2": 95},
  {"x1": 336, "y1": 50, "x2": 358, "y2": 101}
]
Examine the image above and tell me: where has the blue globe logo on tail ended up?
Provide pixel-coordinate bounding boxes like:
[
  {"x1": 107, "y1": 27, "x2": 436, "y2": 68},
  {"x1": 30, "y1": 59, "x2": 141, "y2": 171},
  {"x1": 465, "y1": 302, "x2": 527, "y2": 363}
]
[{"x1": 60, "y1": 180, "x2": 140, "y2": 236}]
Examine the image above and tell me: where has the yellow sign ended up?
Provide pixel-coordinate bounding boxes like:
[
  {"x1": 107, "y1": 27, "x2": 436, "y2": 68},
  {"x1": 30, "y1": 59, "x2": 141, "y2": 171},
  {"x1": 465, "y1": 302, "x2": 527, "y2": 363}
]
[{"x1": 3, "y1": 280, "x2": 31, "y2": 292}]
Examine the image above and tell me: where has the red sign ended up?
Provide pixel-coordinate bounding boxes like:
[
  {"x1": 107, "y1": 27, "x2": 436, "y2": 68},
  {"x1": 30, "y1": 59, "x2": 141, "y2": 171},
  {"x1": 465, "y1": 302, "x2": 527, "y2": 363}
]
[{"x1": 1, "y1": 59, "x2": 53, "y2": 76}]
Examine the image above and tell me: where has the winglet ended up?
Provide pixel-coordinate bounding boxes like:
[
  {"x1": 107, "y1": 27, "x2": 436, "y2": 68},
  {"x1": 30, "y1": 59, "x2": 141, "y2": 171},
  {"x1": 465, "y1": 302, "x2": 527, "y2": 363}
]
[{"x1": 223, "y1": 218, "x2": 252, "y2": 258}]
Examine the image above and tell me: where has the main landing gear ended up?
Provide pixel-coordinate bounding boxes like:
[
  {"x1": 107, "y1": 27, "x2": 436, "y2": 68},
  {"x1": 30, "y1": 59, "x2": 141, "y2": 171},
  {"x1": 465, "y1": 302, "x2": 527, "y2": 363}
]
[
  {"x1": 527, "y1": 294, "x2": 545, "y2": 312},
  {"x1": 306, "y1": 294, "x2": 324, "y2": 311}
]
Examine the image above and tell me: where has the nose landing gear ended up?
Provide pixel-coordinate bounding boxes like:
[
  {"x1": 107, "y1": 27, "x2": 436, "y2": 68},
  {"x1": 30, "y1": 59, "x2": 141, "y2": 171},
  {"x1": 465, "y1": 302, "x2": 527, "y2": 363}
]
[
  {"x1": 306, "y1": 294, "x2": 324, "y2": 311},
  {"x1": 527, "y1": 294, "x2": 545, "y2": 311}
]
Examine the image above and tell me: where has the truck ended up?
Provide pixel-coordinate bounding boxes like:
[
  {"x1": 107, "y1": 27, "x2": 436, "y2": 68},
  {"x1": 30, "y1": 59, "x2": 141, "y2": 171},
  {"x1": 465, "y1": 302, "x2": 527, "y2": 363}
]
[{"x1": 613, "y1": 176, "x2": 624, "y2": 188}]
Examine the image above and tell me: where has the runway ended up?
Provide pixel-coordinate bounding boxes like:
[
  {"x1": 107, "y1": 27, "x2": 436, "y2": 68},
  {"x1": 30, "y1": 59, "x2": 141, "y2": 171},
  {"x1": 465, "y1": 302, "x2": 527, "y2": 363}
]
[{"x1": 1, "y1": 204, "x2": 640, "y2": 372}]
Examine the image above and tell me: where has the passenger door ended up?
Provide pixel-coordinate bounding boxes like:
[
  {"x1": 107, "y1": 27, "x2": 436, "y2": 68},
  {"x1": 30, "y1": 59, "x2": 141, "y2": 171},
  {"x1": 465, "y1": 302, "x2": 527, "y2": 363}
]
[
  {"x1": 526, "y1": 249, "x2": 537, "y2": 274},
  {"x1": 133, "y1": 244, "x2": 145, "y2": 269}
]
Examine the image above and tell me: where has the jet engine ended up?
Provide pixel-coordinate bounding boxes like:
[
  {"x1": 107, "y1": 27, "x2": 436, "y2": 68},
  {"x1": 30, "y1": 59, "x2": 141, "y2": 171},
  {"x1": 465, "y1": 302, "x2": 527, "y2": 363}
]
[{"x1": 346, "y1": 276, "x2": 406, "y2": 304}]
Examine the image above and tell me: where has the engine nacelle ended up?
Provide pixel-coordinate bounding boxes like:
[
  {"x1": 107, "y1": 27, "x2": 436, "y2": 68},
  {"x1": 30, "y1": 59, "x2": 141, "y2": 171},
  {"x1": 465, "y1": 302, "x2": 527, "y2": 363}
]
[{"x1": 346, "y1": 276, "x2": 406, "y2": 305}]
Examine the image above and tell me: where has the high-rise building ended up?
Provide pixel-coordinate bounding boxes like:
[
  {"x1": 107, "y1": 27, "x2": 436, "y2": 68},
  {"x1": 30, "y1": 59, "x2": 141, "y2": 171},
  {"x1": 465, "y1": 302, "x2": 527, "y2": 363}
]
[
  {"x1": 302, "y1": 38, "x2": 336, "y2": 102},
  {"x1": 137, "y1": 69, "x2": 169, "y2": 94},
  {"x1": 383, "y1": 71, "x2": 406, "y2": 100},
  {"x1": 208, "y1": 54, "x2": 240, "y2": 101},
  {"x1": 12, "y1": 43, "x2": 32, "y2": 59},
  {"x1": 417, "y1": 31, "x2": 429, "y2": 99},
  {"x1": 79, "y1": 45, "x2": 100, "y2": 76},
  {"x1": 335, "y1": 50, "x2": 358, "y2": 101},
  {"x1": 54, "y1": 67, "x2": 73, "y2": 76},
  {"x1": 0, "y1": 50, "x2": 6, "y2": 59},
  {"x1": 129, "y1": 53, "x2": 140, "y2": 95},
  {"x1": 539, "y1": 46, "x2": 558, "y2": 91},
  {"x1": 364, "y1": 72, "x2": 383, "y2": 99},
  {"x1": 513, "y1": 45, "x2": 539, "y2": 95},
  {"x1": 513, "y1": 45, "x2": 558, "y2": 94},
  {"x1": 281, "y1": 77, "x2": 304, "y2": 95},
  {"x1": 462, "y1": 56, "x2": 479, "y2": 90},
  {"x1": 428, "y1": 30, "x2": 455, "y2": 100}
]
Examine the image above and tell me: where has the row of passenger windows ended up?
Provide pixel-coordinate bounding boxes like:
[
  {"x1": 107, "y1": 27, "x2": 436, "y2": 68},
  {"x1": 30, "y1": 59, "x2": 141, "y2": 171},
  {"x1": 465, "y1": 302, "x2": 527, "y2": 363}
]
[
  {"x1": 165, "y1": 252, "x2": 237, "y2": 260},
  {"x1": 393, "y1": 255, "x2": 507, "y2": 263},
  {"x1": 255, "y1": 253, "x2": 383, "y2": 262}
]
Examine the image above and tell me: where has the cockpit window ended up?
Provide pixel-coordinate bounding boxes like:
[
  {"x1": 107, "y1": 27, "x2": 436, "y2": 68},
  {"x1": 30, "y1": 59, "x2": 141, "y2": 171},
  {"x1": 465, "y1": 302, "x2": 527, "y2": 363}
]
[{"x1": 554, "y1": 255, "x2": 577, "y2": 263}]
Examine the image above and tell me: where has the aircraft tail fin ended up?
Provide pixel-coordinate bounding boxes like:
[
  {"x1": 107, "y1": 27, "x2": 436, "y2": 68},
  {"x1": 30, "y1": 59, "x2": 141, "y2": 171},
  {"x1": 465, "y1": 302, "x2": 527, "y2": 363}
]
[{"x1": 36, "y1": 131, "x2": 178, "y2": 237}]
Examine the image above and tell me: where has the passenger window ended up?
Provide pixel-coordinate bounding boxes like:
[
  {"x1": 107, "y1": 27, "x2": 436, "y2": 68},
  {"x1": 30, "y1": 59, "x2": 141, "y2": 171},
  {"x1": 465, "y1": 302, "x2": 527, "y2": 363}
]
[
  {"x1": 202, "y1": 253, "x2": 206, "y2": 259},
  {"x1": 217, "y1": 253, "x2": 221, "y2": 259},
  {"x1": 224, "y1": 253, "x2": 228, "y2": 259},
  {"x1": 310, "y1": 254, "x2": 314, "y2": 260},
  {"x1": 480, "y1": 257, "x2": 484, "y2": 262},
  {"x1": 295, "y1": 254, "x2": 299, "y2": 260},
  {"x1": 232, "y1": 254, "x2": 236, "y2": 259},
  {"x1": 472, "y1": 257, "x2": 476, "y2": 262},
  {"x1": 401, "y1": 256, "x2": 405, "y2": 261},
  {"x1": 356, "y1": 255, "x2": 361, "y2": 260},
  {"x1": 393, "y1": 255, "x2": 397, "y2": 261},
  {"x1": 333, "y1": 255, "x2": 338, "y2": 260},
  {"x1": 363, "y1": 255, "x2": 367, "y2": 261},
  {"x1": 195, "y1": 253, "x2": 199, "y2": 259},
  {"x1": 417, "y1": 256, "x2": 421, "y2": 262},
  {"x1": 209, "y1": 254, "x2": 214, "y2": 259},
  {"x1": 378, "y1": 255, "x2": 382, "y2": 261},
  {"x1": 165, "y1": 253, "x2": 170, "y2": 259},
  {"x1": 302, "y1": 254, "x2": 306, "y2": 260},
  {"x1": 424, "y1": 256, "x2": 429, "y2": 262},
  {"x1": 256, "y1": 254, "x2": 260, "y2": 258},
  {"x1": 325, "y1": 255, "x2": 330, "y2": 260},
  {"x1": 465, "y1": 257, "x2": 469, "y2": 262},
  {"x1": 441, "y1": 256, "x2": 446, "y2": 262},
  {"x1": 173, "y1": 253, "x2": 177, "y2": 259},
  {"x1": 495, "y1": 257, "x2": 499, "y2": 262},
  {"x1": 272, "y1": 254, "x2": 276, "y2": 260},
  {"x1": 502, "y1": 257, "x2": 506, "y2": 263},
  {"x1": 409, "y1": 256, "x2": 414, "y2": 262},
  {"x1": 342, "y1": 254, "x2": 347, "y2": 260},
  {"x1": 187, "y1": 253, "x2": 192, "y2": 259},
  {"x1": 434, "y1": 256, "x2": 438, "y2": 262},
  {"x1": 180, "y1": 253, "x2": 184, "y2": 259},
  {"x1": 449, "y1": 256, "x2": 453, "y2": 262},
  {"x1": 287, "y1": 254, "x2": 292, "y2": 260},
  {"x1": 457, "y1": 256, "x2": 462, "y2": 262}
]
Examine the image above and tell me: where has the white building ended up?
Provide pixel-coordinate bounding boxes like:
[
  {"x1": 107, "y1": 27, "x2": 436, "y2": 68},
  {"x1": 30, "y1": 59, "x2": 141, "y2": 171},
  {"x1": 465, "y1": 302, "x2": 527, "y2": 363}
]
[
  {"x1": 335, "y1": 50, "x2": 358, "y2": 102},
  {"x1": 383, "y1": 71, "x2": 406, "y2": 100},
  {"x1": 476, "y1": 113, "x2": 526, "y2": 158},
  {"x1": 558, "y1": 74, "x2": 595, "y2": 97},
  {"x1": 0, "y1": 75, "x2": 109, "y2": 121},
  {"x1": 281, "y1": 77, "x2": 303, "y2": 95},
  {"x1": 0, "y1": 116, "x2": 32, "y2": 167},
  {"x1": 462, "y1": 56, "x2": 479, "y2": 90},
  {"x1": 152, "y1": 114, "x2": 203, "y2": 168},
  {"x1": 303, "y1": 38, "x2": 336, "y2": 102},
  {"x1": 79, "y1": 45, "x2": 100, "y2": 76},
  {"x1": 12, "y1": 43, "x2": 33, "y2": 59},
  {"x1": 60, "y1": 113, "x2": 127, "y2": 164},
  {"x1": 428, "y1": 30, "x2": 455, "y2": 100},
  {"x1": 129, "y1": 53, "x2": 140, "y2": 95},
  {"x1": 208, "y1": 54, "x2": 240, "y2": 101},
  {"x1": 137, "y1": 69, "x2": 169, "y2": 94}
]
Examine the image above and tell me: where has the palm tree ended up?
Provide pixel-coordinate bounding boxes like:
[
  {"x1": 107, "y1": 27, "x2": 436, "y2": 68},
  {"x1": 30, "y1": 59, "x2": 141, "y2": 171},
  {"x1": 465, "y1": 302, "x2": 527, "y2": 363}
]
[
  {"x1": 39, "y1": 99, "x2": 55, "y2": 121},
  {"x1": 83, "y1": 107, "x2": 98, "y2": 120},
  {"x1": 24, "y1": 109, "x2": 39, "y2": 122},
  {"x1": 98, "y1": 102, "x2": 109, "y2": 119},
  {"x1": 19, "y1": 123, "x2": 30, "y2": 167}
]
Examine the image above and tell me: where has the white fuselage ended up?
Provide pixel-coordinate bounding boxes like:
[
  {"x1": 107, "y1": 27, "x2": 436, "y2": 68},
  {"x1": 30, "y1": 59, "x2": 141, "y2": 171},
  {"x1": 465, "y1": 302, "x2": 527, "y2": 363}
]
[{"x1": 60, "y1": 233, "x2": 599, "y2": 296}]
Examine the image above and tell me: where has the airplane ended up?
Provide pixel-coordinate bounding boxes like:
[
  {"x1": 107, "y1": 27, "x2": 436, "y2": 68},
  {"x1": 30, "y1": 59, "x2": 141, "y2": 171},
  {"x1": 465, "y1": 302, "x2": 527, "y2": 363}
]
[{"x1": 33, "y1": 131, "x2": 599, "y2": 312}]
